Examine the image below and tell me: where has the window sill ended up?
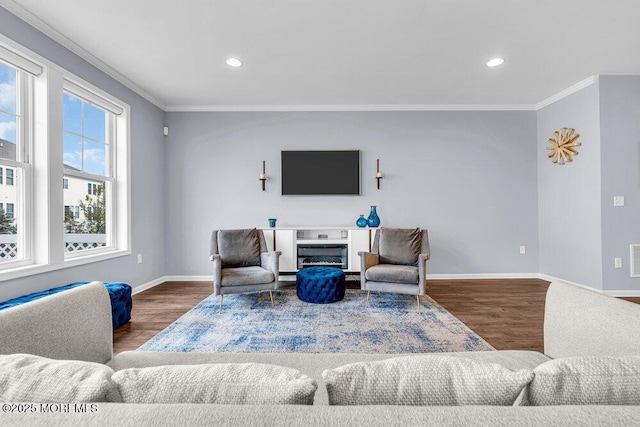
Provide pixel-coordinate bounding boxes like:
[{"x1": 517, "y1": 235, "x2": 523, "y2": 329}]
[{"x1": 0, "y1": 249, "x2": 131, "y2": 282}]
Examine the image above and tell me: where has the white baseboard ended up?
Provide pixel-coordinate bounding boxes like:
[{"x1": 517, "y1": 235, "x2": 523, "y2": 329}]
[
  {"x1": 131, "y1": 276, "x2": 170, "y2": 295},
  {"x1": 163, "y1": 275, "x2": 213, "y2": 282},
  {"x1": 538, "y1": 274, "x2": 640, "y2": 297},
  {"x1": 131, "y1": 275, "x2": 213, "y2": 295},
  {"x1": 428, "y1": 273, "x2": 540, "y2": 280}
]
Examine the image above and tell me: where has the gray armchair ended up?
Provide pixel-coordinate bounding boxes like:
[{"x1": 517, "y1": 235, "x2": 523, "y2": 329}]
[
  {"x1": 209, "y1": 228, "x2": 281, "y2": 313},
  {"x1": 359, "y1": 227, "x2": 430, "y2": 312}
]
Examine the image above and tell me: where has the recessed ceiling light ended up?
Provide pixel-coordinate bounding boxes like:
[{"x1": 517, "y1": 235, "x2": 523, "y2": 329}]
[
  {"x1": 486, "y1": 58, "x2": 505, "y2": 67},
  {"x1": 226, "y1": 58, "x2": 243, "y2": 67}
]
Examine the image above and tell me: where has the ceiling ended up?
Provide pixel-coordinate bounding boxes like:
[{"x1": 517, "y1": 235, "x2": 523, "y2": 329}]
[{"x1": 3, "y1": 0, "x2": 640, "y2": 110}]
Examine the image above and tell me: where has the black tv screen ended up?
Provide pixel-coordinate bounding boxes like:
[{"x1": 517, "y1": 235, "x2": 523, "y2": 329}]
[{"x1": 281, "y1": 150, "x2": 360, "y2": 195}]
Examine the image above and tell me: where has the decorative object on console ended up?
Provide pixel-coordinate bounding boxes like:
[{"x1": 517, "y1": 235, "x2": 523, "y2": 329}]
[
  {"x1": 259, "y1": 160, "x2": 267, "y2": 190},
  {"x1": 366, "y1": 206, "x2": 380, "y2": 227},
  {"x1": 546, "y1": 128, "x2": 581, "y2": 165},
  {"x1": 268, "y1": 218, "x2": 277, "y2": 228},
  {"x1": 356, "y1": 215, "x2": 367, "y2": 228},
  {"x1": 376, "y1": 159, "x2": 383, "y2": 189}
]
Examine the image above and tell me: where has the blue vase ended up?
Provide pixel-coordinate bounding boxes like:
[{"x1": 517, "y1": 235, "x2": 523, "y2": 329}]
[
  {"x1": 356, "y1": 214, "x2": 367, "y2": 228},
  {"x1": 367, "y1": 206, "x2": 380, "y2": 227}
]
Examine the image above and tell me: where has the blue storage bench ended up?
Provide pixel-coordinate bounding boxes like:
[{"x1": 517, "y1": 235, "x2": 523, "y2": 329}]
[{"x1": 0, "y1": 281, "x2": 132, "y2": 330}]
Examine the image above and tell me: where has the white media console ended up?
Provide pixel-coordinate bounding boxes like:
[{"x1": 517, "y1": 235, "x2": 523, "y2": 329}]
[{"x1": 261, "y1": 227, "x2": 375, "y2": 273}]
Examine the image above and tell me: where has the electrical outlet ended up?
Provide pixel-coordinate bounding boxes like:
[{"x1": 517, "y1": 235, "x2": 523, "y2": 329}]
[
  {"x1": 614, "y1": 196, "x2": 625, "y2": 207},
  {"x1": 137, "y1": 253, "x2": 143, "y2": 264},
  {"x1": 519, "y1": 246, "x2": 526, "y2": 255},
  {"x1": 615, "y1": 258, "x2": 622, "y2": 269}
]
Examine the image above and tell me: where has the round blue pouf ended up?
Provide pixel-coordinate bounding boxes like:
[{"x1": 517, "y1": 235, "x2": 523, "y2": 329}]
[{"x1": 296, "y1": 267, "x2": 346, "y2": 304}]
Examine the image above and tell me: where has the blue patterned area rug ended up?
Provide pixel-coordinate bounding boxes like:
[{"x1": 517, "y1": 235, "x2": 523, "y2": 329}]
[{"x1": 139, "y1": 290, "x2": 494, "y2": 353}]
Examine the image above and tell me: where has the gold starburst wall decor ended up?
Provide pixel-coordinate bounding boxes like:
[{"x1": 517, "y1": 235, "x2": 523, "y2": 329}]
[{"x1": 547, "y1": 127, "x2": 581, "y2": 165}]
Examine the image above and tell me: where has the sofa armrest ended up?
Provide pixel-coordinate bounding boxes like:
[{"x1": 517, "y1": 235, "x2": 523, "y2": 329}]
[
  {"x1": 418, "y1": 253, "x2": 429, "y2": 295},
  {"x1": 544, "y1": 281, "x2": 640, "y2": 358},
  {"x1": 0, "y1": 281, "x2": 112, "y2": 363},
  {"x1": 211, "y1": 254, "x2": 222, "y2": 295},
  {"x1": 260, "y1": 251, "x2": 281, "y2": 276},
  {"x1": 358, "y1": 251, "x2": 379, "y2": 290}
]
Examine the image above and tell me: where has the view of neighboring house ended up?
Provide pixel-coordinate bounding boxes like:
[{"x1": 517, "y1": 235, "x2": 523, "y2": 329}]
[
  {"x1": 0, "y1": 139, "x2": 16, "y2": 222},
  {"x1": 0, "y1": 138, "x2": 102, "y2": 232}
]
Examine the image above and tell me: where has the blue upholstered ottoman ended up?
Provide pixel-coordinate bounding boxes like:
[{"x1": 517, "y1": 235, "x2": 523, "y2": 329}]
[
  {"x1": 70, "y1": 282, "x2": 132, "y2": 330},
  {"x1": 296, "y1": 266, "x2": 346, "y2": 304},
  {"x1": 0, "y1": 282, "x2": 132, "y2": 330}
]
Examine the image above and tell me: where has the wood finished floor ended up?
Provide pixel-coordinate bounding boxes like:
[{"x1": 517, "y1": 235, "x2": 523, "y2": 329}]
[{"x1": 113, "y1": 279, "x2": 640, "y2": 354}]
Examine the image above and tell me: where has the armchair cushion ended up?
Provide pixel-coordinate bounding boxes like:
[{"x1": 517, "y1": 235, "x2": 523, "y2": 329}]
[
  {"x1": 378, "y1": 227, "x2": 421, "y2": 266},
  {"x1": 222, "y1": 266, "x2": 275, "y2": 287},
  {"x1": 364, "y1": 264, "x2": 419, "y2": 284},
  {"x1": 218, "y1": 229, "x2": 261, "y2": 268}
]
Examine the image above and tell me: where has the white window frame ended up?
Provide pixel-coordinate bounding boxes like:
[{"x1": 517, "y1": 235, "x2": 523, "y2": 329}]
[
  {"x1": 0, "y1": 35, "x2": 130, "y2": 282},
  {"x1": 0, "y1": 52, "x2": 33, "y2": 270}
]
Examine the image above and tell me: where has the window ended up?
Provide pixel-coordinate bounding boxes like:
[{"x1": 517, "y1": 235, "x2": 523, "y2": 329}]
[
  {"x1": 0, "y1": 38, "x2": 130, "y2": 280},
  {"x1": 0, "y1": 55, "x2": 31, "y2": 265},
  {"x1": 63, "y1": 80, "x2": 125, "y2": 257}
]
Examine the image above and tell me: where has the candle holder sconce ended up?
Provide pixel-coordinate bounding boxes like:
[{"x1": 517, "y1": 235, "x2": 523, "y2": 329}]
[
  {"x1": 259, "y1": 160, "x2": 267, "y2": 191},
  {"x1": 376, "y1": 159, "x2": 383, "y2": 189}
]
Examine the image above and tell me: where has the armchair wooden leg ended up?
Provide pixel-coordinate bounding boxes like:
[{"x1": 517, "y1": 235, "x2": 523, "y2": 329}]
[
  {"x1": 416, "y1": 295, "x2": 421, "y2": 313},
  {"x1": 365, "y1": 290, "x2": 370, "y2": 308},
  {"x1": 269, "y1": 290, "x2": 274, "y2": 307},
  {"x1": 219, "y1": 295, "x2": 223, "y2": 314}
]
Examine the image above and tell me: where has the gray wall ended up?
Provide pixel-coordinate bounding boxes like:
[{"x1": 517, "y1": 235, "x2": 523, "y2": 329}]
[
  {"x1": 164, "y1": 111, "x2": 539, "y2": 277},
  {"x1": 0, "y1": 7, "x2": 166, "y2": 301},
  {"x1": 537, "y1": 82, "x2": 603, "y2": 289},
  {"x1": 599, "y1": 76, "x2": 640, "y2": 292}
]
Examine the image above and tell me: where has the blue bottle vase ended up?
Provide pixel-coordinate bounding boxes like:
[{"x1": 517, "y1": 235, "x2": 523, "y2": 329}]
[
  {"x1": 367, "y1": 206, "x2": 380, "y2": 227},
  {"x1": 356, "y1": 215, "x2": 367, "y2": 228}
]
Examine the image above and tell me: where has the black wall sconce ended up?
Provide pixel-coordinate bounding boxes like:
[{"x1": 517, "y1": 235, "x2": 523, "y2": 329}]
[
  {"x1": 259, "y1": 160, "x2": 267, "y2": 191},
  {"x1": 376, "y1": 159, "x2": 383, "y2": 189}
]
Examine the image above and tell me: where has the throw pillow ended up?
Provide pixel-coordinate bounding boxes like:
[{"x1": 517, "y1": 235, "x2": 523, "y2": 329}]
[
  {"x1": 525, "y1": 356, "x2": 640, "y2": 405},
  {"x1": 378, "y1": 227, "x2": 421, "y2": 266},
  {"x1": 322, "y1": 355, "x2": 533, "y2": 406},
  {"x1": 218, "y1": 228, "x2": 261, "y2": 268},
  {"x1": 111, "y1": 363, "x2": 317, "y2": 404},
  {"x1": 0, "y1": 353, "x2": 115, "y2": 402}
]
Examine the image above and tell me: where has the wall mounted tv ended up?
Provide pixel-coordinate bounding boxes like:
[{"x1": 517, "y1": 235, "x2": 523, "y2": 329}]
[{"x1": 281, "y1": 150, "x2": 361, "y2": 195}]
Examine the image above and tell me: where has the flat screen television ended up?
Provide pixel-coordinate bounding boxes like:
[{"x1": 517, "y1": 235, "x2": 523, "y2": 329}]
[{"x1": 281, "y1": 150, "x2": 360, "y2": 195}]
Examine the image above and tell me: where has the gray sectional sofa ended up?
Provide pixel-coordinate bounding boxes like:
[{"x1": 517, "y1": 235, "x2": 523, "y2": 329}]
[{"x1": 1, "y1": 280, "x2": 640, "y2": 426}]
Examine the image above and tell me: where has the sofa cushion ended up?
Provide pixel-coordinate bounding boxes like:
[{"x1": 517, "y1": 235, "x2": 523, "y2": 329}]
[
  {"x1": 525, "y1": 356, "x2": 640, "y2": 406},
  {"x1": 322, "y1": 355, "x2": 533, "y2": 406},
  {"x1": 111, "y1": 363, "x2": 317, "y2": 404},
  {"x1": 364, "y1": 264, "x2": 419, "y2": 284},
  {"x1": 0, "y1": 354, "x2": 115, "y2": 402},
  {"x1": 378, "y1": 227, "x2": 421, "y2": 266},
  {"x1": 218, "y1": 229, "x2": 261, "y2": 268}
]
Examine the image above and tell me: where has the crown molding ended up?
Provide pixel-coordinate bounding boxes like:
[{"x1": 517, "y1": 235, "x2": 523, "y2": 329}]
[
  {"x1": 166, "y1": 104, "x2": 537, "y2": 113},
  {"x1": 535, "y1": 76, "x2": 598, "y2": 110},
  {"x1": 0, "y1": 0, "x2": 166, "y2": 110}
]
